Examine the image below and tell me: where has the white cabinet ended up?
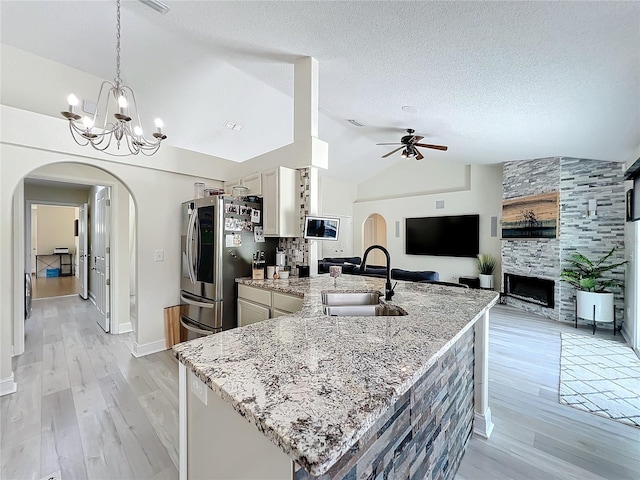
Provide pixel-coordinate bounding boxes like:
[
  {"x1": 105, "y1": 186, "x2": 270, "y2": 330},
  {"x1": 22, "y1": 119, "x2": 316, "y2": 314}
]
[
  {"x1": 185, "y1": 367, "x2": 294, "y2": 479},
  {"x1": 272, "y1": 291, "x2": 304, "y2": 313},
  {"x1": 224, "y1": 172, "x2": 262, "y2": 196},
  {"x1": 237, "y1": 299, "x2": 270, "y2": 327},
  {"x1": 322, "y1": 215, "x2": 353, "y2": 258},
  {"x1": 262, "y1": 167, "x2": 298, "y2": 237},
  {"x1": 236, "y1": 284, "x2": 303, "y2": 326}
]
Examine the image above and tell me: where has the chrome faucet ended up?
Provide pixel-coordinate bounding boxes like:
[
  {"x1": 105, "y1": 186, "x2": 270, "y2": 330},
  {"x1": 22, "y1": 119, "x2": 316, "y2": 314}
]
[{"x1": 361, "y1": 245, "x2": 396, "y2": 301}]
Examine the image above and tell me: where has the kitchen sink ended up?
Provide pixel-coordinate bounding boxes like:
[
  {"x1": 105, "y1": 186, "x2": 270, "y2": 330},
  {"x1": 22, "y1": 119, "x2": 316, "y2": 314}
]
[
  {"x1": 323, "y1": 304, "x2": 407, "y2": 317},
  {"x1": 321, "y1": 291, "x2": 381, "y2": 306}
]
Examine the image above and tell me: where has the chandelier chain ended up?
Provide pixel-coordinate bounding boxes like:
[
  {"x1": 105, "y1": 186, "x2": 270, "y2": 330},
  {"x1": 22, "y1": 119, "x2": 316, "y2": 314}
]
[{"x1": 115, "y1": 0, "x2": 122, "y2": 86}]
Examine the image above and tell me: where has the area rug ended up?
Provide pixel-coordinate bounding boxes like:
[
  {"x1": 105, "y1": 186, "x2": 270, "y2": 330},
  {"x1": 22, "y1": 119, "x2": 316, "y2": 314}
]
[{"x1": 559, "y1": 332, "x2": 640, "y2": 428}]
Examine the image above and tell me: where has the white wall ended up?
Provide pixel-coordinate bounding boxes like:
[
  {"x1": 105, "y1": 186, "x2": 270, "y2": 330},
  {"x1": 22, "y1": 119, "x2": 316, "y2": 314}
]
[
  {"x1": 318, "y1": 173, "x2": 357, "y2": 258},
  {"x1": 623, "y1": 151, "x2": 640, "y2": 351},
  {"x1": 0, "y1": 108, "x2": 229, "y2": 385},
  {"x1": 35, "y1": 205, "x2": 75, "y2": 256},
  {"x1": 353, "y1": 162, "x2": 503, "y2": 283},
  {"x1": 319, "y1": 174, "x2": 357, "y2": 217}
]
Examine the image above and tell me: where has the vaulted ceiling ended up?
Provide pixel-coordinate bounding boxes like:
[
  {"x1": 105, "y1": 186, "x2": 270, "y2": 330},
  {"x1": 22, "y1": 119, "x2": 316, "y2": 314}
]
[{"x1": 2, "y1": 1, "x2": 638, "y2": 183}]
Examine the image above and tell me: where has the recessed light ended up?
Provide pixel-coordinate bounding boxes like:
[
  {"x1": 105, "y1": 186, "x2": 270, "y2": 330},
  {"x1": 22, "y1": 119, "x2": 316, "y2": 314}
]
[{"x1": 401, "y1": 106, "x2": 418, "y2": 114}]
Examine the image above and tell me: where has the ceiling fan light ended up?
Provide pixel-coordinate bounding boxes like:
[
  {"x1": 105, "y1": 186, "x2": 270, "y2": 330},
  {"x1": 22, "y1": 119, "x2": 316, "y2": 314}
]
[{"x1": 401, "y1": 149, "x2": 408, "y2": 159}]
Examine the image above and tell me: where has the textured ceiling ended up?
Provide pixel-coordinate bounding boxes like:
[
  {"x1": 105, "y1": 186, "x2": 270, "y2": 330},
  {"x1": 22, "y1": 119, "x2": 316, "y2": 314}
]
[{"x1": 2, "y1": 1, "x2": 639, "y2": 183}]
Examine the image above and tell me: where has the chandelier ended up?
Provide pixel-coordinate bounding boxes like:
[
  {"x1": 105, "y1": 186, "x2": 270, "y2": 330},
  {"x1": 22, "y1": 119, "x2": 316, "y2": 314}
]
[{"x1": 61, "y1": 0, "x2": 166, "y2": 156}]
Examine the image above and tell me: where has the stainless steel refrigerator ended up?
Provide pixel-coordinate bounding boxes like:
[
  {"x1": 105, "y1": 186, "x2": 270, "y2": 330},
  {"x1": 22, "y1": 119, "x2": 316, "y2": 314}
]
[{"x1": 180, "y1": 196, "x2": 277, "y2": 337}]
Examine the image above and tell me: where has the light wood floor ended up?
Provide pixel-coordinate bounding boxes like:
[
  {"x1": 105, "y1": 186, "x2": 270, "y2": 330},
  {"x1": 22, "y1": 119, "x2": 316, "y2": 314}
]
[
  {"x1": 32, "y1": 276, "x2": 79, "y2": 299},
  {"x1": 2, "y1": 298, "x2": 638, "y2": 480},
  {"x1": 1, "y1": 296, "x2": 179, "y2": 480},
  {"x1": 456, "y1": 306, "x2": 640, "y2": 480}
]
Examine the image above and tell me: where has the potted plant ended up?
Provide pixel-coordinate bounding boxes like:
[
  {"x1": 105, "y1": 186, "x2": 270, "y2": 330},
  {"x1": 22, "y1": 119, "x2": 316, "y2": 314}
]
[
  {"x1": 476, "y1": 254, "x2": 497, "y2": 289},
  {"x1": 560, "y1": 247, "x2": 627, "y2": 329}
]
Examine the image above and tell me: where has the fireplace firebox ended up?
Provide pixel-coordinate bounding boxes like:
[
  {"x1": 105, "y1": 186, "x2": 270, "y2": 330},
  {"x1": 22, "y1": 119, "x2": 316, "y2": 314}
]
[{"x1": 504, "y1": 273, "x2": 555, "y2": 308}]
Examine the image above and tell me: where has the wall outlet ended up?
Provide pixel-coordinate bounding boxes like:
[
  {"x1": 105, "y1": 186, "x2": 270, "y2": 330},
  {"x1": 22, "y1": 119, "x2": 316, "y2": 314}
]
[{"x1": 154, "y1": 249, "x2": 164, "y2": 262}]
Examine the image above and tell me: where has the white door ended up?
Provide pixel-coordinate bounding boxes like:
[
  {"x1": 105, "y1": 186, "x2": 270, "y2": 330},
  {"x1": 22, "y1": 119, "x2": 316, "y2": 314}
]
[
  {"x1": 78, "y1": 203, "x2": 88, "y2": 300},
  {"x1": 93, "y1": 188, "x2": 111, "y2": 332}
]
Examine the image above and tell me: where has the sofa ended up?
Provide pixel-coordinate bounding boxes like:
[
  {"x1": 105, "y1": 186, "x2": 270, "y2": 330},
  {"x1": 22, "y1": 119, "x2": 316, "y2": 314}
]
[
  {"x1": 318, "y1": 258, "x2": 440, "y2": 283},
  {"x1": 318, "y1": 257, "x2": 361, "y2": 274},
  {"x1": 391, "y1": 269, "x2": 439, "y2": 282}
]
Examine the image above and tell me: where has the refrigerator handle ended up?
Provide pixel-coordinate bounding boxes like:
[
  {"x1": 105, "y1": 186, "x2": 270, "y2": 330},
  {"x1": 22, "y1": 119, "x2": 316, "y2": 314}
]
[
  {"x1": 186, "y1": 208, "x2": 198, "y2": 283},
  {"x1": 180, "y1": 316, "x2": 214, "y2": 336},
  {"x1": 180, "y1": 293, "x2": 215, "y2": 309}
]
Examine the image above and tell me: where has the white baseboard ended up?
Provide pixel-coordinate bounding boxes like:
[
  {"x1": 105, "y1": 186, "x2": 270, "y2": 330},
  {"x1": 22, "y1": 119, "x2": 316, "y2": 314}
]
[
  {"x1": 473, "y1": 409, "x2": 494, "y2": 439},
  {"x1": 132, "y1": 339, "x2": 167, "y2": 358},
  {"x1": 118, "y1": 322, "x2": 133, "y2": 334},
  {"x1": 0, "y1": 372, "x2": 17, "y2": 396}
]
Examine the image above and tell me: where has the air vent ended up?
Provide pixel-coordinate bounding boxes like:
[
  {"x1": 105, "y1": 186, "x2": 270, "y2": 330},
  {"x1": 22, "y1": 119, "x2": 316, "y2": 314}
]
[
  {"x1": 224, "y1": 121, "x2": 243, "y2": 131},
  {"x1": 347, "y1": 119, "x2": 366, "y2": 127}
]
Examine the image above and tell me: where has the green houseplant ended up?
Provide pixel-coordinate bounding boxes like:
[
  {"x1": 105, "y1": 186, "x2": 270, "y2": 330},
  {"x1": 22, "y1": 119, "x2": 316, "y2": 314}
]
[
  {"x1": 560, "y1": 247, "x2": 627, "y2": 331},
  {"x1": 560, "y1": 247, "x2": 626, "y2": 292},
  {"x1": 476, "y1": 254, "x2": 497, "y2": 289}
]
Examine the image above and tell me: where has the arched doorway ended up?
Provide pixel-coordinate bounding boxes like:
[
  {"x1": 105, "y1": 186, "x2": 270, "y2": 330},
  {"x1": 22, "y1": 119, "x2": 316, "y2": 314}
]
[
  {"x1": 14, "y1": 162, "x2": 137, "y2": 356},
  {"x1": 362, "y1": 213, "x2": 388, "y2": 266}
]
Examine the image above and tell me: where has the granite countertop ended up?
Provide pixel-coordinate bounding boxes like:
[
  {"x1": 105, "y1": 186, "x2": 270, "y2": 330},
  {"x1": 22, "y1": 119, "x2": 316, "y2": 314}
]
[{"x1": 173, "y1": 275, "x2": 499, "y2": 476}]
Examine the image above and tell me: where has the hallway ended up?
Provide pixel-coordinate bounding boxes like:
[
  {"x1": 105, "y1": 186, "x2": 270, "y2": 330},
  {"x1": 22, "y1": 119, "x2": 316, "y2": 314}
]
[
  {"x1": 32, "y1": 276, "x2": 79, "y2": 299},
  {"x1": 1, "y1": 296, "x2": 178, "y2": 480}
]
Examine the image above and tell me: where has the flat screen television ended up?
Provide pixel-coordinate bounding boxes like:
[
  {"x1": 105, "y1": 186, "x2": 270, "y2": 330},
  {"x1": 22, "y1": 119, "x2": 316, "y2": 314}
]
[
  {"x1": 303, "y1": 216, "x2": 340, "y2": 241},
  {"x1": 405, "y1": 214, "x2": 479, "y2": 257}
]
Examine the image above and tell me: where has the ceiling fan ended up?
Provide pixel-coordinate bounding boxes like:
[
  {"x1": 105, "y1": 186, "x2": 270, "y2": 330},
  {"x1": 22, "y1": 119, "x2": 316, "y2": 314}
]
[{"x1": 377, "y1": 129, "x2": 448, "y2": 160}]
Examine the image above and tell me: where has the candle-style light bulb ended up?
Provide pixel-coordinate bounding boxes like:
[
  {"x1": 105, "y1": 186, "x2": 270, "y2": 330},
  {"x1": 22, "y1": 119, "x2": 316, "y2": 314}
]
[
  {"x1": 134, "y1": 125, "x2": 143, "y2": 137},
  {"x1": 118, "y1": 95, "x2": 128, "y2": 114},
  {"x1": 82, "y1": 116, "x2": 94, "y2": 130},
  {"x1": 154, "y1": 118, "x2": 164, "y2": 133},
  {"x1": 67, "y1": 93, "x2": 79, "y2": 113}
]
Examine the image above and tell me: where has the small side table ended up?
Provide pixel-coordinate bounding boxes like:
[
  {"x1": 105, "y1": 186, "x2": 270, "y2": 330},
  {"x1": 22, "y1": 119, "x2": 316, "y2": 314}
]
[{"x1": 459, "y1": 276, "x2": 480, "y2": 289}]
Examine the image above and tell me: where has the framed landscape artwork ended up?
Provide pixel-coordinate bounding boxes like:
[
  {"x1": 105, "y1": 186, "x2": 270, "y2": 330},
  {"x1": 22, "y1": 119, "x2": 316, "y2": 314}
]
[{"x1": 502, "y1": 191, "x2": 559, "y2": 239}]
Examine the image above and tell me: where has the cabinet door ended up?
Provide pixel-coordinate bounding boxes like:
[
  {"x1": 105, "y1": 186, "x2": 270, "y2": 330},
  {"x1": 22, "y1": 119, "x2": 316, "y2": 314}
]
[
  {"x1": 237, "y1": 299, "x2": 270, "y2": 327},
  {"x1": 271, "y1": 308, "x2": 289, "y2": 318},
  {"x1": 272, "y1": 292, "x2": 303, "y2": 313},
  {"x1": 224, "y1": 179, "x2": 239, "y2": 196},
  {"x1": 277, "y1": 168, "x2": 298, "y2": 237},
  {"x1": 243, "y1": 172, "x2": 262, "y2": 196},
  {"x1": 262, "y1": 169, "x2": 279, "y2": 236}
]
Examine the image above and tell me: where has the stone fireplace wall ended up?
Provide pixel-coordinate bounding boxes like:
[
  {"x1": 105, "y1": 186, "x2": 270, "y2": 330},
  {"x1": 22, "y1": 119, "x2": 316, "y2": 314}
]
[
  {"x1": 502, "y1": 157, "x2": 626, "y2": 325},
  {"x1": 502, "y1": 158, "x2": 561, "y2": 319}
]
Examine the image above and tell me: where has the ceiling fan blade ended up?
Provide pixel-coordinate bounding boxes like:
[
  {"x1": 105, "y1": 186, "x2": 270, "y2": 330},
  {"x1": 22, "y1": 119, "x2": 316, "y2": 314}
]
[
  {"x1": 381, "y1": 146, "x2": 404, "y2": 158},
  {"x1": 376, "y1": 142, "x2": 403, "y2": 146},
  {"x1": 415, "y1": 143, "x2": 448, "y2": 151},
  {"x1": 409, "y1": 135, "x2": 424, "y2": 143},
  {"x1": 414, "y1": 149, "x2": 424, "y2": 161}
]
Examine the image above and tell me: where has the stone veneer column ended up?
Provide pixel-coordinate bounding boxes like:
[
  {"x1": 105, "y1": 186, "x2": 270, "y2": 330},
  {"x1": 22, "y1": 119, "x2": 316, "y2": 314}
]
[
  {"x1": 502, "y1": 157, "x2": 626, "y2": 327},
  {"x1": 558, "y1": 158, "x2": 626, "y2": 324},
  {"x1": 502, "y1": 157, "x2": 561, "y2": 319}
]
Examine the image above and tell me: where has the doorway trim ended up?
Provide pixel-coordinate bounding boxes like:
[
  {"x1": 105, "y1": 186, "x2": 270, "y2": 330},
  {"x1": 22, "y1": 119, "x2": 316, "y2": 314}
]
[{"x1": 14, "y1": 172, "x2": 126, "y2": 358}]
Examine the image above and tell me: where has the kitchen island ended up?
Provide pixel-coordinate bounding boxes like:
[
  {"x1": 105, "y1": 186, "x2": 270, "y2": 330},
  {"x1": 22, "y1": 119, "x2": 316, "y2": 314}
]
[{"x1": 173, "y1": 275, "x2": 499, "y2": 480}]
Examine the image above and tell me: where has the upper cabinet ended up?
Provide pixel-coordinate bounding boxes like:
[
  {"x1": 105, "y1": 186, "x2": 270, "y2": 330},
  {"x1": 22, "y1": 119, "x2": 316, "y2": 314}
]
[
  {"x1": 224, "y1": 172, "x2": 262, "y2": 196},
  {"x1": 262, "y1": 167, "x2": 298, "y2": 237}
]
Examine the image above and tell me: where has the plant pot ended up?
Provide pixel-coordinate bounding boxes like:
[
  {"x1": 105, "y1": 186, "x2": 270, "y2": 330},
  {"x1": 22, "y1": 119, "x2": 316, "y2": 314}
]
[
  {"x1": 479, "y1": 273, "x2": 494, "y2": 289},
  {"x1": 576, "y1": 290, "x2": 614, "y2": 322}
]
